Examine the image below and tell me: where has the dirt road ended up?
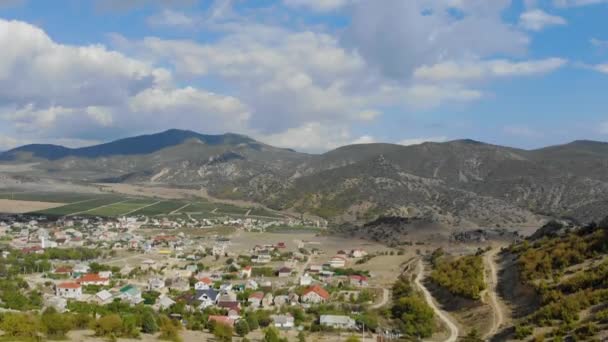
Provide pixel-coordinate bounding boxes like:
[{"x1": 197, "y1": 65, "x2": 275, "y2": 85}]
[
  {"x1": 415, "y1": 260, "x2": 459, "y2": 342},
  {"x1": 483, "y1": 248, "x2": 506, "y2": 339},
  {"x1": 371, "y1": 288, "x2": 390, "y2": 309}
]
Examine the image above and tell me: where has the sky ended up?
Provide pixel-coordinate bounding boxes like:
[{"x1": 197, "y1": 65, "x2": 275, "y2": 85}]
[{"x1": 0, "y1": 0, "x2": 607, "y2": 153}]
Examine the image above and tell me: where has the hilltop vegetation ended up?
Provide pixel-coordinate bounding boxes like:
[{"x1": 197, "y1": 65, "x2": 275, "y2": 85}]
[
  {"x1": 429, "y1": 252, "x2": 486, "y2": 300},
  {"x1": 505, "y1": 218, "x2": 608, "y2": 340}
]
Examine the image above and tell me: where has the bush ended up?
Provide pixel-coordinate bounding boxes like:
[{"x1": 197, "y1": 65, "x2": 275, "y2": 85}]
[{"x1": 430, "y1": 255, "x2": 486, "y2": 300}]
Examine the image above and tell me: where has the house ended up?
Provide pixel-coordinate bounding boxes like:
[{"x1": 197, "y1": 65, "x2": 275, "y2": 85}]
[
  {"x1": 98, "y1": 271, "x2": 112, "y2": 279},
  {"x1": 195, "y1": 289, "x2": 219, "y2": 309},
  {"x1": 299, "y1": 274, "x2": 313, "y2": 286},
  {"x1": 212, "y1": 244, "x2": 226, "y2": 256},
  {"x1": 157, "y1": 295, "x2": 176, "y2": 310},
  {"x1": 273, "y1": 295, "x2": 289, "y2": 307},
  {"x1": 119, "y1": 285, "x2": 143, "y2": 305},
  {"x1": 241, "y1": 266, "x2": 252, "y2": 278},
  {"x1": 308, "y1": 264, "x2": 323, "y2": 273},
  {"x1": 78, "y1": 273, "x2": 110, "y2": 286},
  {"x1": 218, "y1": 301, "x2": 241, "y2": 318},
  {"x1": 53, "y1": 266, "x2": 73, "y2": 277},
  {"x1": 288, "y1": 293, "x2": 300, "y2": 306},
  {"x1": 194, "y1": 277, "x2": 213, "y2": 290},
  {"x1": 271, "y1": 314, "x2": 295, "y2": 329},
  {"x1": 168, "y1": 278, "x2": 190, "y2": 292},
  {"x1": 301, "y1": 285, "x2": 330, "y2": 304},
  {"x1": 73, "y1": 263, "x2": 90, "y2": 274},
  {"x1": 208, "y1": 316, "x2": 235, "y2": 327},
  {"x1": 246, "y1": 279, "x2": 259, "y2": 290},
  {"x1": 278, "y1": 267, "x2": 292, "y2": 278},
  {"x1": 329, "y1": 256, "x2": 347, "y2": 268},
  {"x1": 148, "y1": 278, "x2": 165, "y2": 292},
  {"x1": 349, "y1": 275, "x2": 369, "y2": 287},
  {"x1": 350, "y1": 249, "x2": 368, "y2": 258},
  {"x1": 262, "y1": 293, "x2": 274, "y2": 308},
  {"x1": 248, "y1": 292, "x2": 264, "y2": 308},
  {"x1": 56, "y1": 282, "x2": 82, "y2": 299},
  {"x1": 253, "y1": 254, "x2": 271, "y2": 264},
  {"x1": 320, "y1": 315, "x2": 357, "y2": 330},
  {"x1": 95, "y1": 290, "x2": 114, "y2": 304},
  {"x1": 45, "y1": 296, "x2": 67, "y2": 313}
]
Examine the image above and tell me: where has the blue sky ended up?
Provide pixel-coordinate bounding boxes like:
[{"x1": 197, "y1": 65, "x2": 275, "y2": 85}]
[{"x1": 0, "y1": 0, "x2": 607, "y2": 152}]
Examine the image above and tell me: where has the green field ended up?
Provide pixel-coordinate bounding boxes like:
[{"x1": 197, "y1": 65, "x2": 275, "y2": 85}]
[
  {"x1": 0, "y1": 192, "x2": 97, "y2": 203},
  {"x1": 33, "y1": 196, "x2": 124, "y2": 216},
  {"x1": 129, "y1": 200, "x2": 189, "y2": 216},
  {"x1": 180, "y1": 201, "x2": 218, "y2": 213},
  {"x1": 85, "y1": 199, "x2": 159, "y2": 217}
]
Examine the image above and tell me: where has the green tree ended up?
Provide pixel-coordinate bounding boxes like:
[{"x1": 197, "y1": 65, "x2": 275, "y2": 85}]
[
  {"x1": 41, "y1": 308, "x2": 74, "y2": 338},
  {"x1": 213, "y1": 323, "x2": 233, "y2": 342},
  {"x1": 235, "y1": 319, "x2": 250, "y2": 337},
  {"x1": 461, "y1": 328, "x2": 483, "y2": 342},
  {"x1": 142, "y1": 310, "x2": 159, "y2": 334},
  {"x1": 264, "y1": 327, "x2": 287, "y2": 342},
  {"x1": 0, "y1": 312, "x2": 40, "y2": 339},
  {"x1": 297, "y1": 331, "x2": 307, "y2": 342},
  {"x1": 93, "y1": 314, "x2": 123, "y2": 338},
  {"x1": 159, "y1": 315, "x2": 182, "y2": 342},
  {"x1": 345, "y1": 336, "x2": 361, "y2": 342}
]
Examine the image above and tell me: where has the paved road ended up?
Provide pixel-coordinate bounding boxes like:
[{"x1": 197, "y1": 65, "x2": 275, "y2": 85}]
[
  {"x1": 483, "y1": 248, "x2": 505, "y2": 339},
  {"x1": 414, "y1": 260, "x2": 459, "y2": 342}
]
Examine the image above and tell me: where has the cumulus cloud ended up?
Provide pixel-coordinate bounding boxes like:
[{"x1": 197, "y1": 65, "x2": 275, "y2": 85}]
[
  {"x1": 553, "y1": 0, "x2": 608, "y2": 7},
  {"x1": 283, "y1": 0, "x2": 350, "y2": 12},
  {"x1": 590, "y1": 63, "x2": 608, "y2": 74},
  {"x1": 147, "y1": 9, "x2": 198, "y2": 28},
  {"x1": 95, "y1": 0, "x2": 197, "y2": 12},
  {"x1": 344, "y1": 0, "x2": 530, "y2": 79},
  {"x1": 591, "y1": 38, "x2": 608, "y2": 48},
  {"x1": 258, "y1": 122, "x2": 374, "y2": 151},
  {"x1": 398, "y1": 136, "x2": 448, "y2": 146},
  {"x1": 519, "y1": 9, "x2": 567, "y2": 31},
  {"x1": 413, "y1": 58, "x2": 567, "y2": 82}
]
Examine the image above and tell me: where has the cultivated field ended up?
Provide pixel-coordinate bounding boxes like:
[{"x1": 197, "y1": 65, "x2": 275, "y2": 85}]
[{"x1": 0, "y1": 199, "x2": 66, "y2": 213}]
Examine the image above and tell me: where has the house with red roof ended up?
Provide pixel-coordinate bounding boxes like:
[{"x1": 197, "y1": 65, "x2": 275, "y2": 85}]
[
  {"x1": 78, "y1": 273, "x2": 110, "y2": 286},
  {"x1": 54, "y1": 266, "x2": 73, "y2": 276},
  {"x1": 349, "y1": 275, "x2": 369, "y2": 287},
  {"x1": 56, "y1": 282, "x2": 82, "y2": 299},
  {"x1": 194, "y1": 277, "x2": 213, "y2": 290},
  {"x1": 301, "y1": 285, "x2": 330, "y2": 304}
]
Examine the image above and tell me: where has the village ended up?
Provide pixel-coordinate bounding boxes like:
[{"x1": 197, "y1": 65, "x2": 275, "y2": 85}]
[{"x1": 0, "y1": 212, "x2": 405, "y2": 341}]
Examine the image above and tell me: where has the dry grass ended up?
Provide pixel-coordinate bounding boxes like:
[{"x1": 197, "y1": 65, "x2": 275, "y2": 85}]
[{"x1": 0, "y1": 199, "x2": 66, "y2": 213}]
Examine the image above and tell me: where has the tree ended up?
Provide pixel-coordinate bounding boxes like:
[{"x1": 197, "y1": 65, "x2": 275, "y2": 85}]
[
  {"x1": 213, "y1": 323, "x2": 233, "y2": 342},
  {"x1": 93, "y1": 314, "x2": 123, "y2": 338},
  {"x1": 297, "y1": 331, "x2": 307, "y2": 342},
  {"x1": 345, "y1": 336, "x2": 361, "y2": 342},
  {"x1": 246, "y1": 313, "x2": 259, "y2": 330},
  {"x1": 159, "y1": 315, "x2": 182, "y2": 342},
  {"x1": 41, "y1": 308, "x2": 74, "y2": 338},
  {"x1": 235, "y1": 319, "x2": 250, "y2": 337},
  {"x1": 462, "y1": 328, "x2": 483, "y2": 342},
  {"x1": 264, "y1": 327, "x2": 287, "y2": 342},
  {"x1": 142, "y1": 310, "x2": 159, "y2": 334},
  {"x1": 0, "y1": 312, "x2": 40, "y2": 339}
]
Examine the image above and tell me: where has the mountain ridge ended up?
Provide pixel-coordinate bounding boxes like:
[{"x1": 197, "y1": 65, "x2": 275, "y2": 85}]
[{"x1": 2, "y1": 129, "x2": 608, "y2": 228}]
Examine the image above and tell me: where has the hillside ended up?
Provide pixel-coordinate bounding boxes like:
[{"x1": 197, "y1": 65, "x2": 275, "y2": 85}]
[
  {"x1": 2, "y1": 129, "x2": 608, "y2": 227},
  {"x1": 497, "y1": 219, "x2": 608, "y2": 341}
]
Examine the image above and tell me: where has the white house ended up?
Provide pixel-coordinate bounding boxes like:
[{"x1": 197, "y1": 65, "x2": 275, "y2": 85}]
[
  {"x1": 299, "y1": 274, "x2": 313, "y2": 286},
  {"x1": 350, "y1": 249, "x2": 368, "y2": 258},
  {"x1": 194, "y1": 277, "x2": 213, "y2": 290},
  {"x1": 320, "y1": 315, "x2": 357, "y2": 330},
  {"x1": 271, "y1": 314, "x2": 295, "y2": 329},
  {"x1": 56, "y1": 282, "x2": 82, "y2": 299},
  {"x1": 329, "y1": 256, "x2": 347, "y2": 268},
  {"x1": 148, "y1": 278, "x2": 165, "y2": 291}
]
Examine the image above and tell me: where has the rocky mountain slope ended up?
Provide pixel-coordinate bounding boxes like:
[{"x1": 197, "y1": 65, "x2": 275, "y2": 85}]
[{"x1": 2, "y1": 129, "x2": 608, "y2": 228}]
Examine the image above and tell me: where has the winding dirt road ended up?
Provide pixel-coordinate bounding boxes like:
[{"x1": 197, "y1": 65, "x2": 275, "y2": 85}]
[
  {"x1": 414, "y1": 260, "x2": 459, "y2": 342},
  {"x1": 483, "y1": 248, "x2": 506, "y2": 339}
]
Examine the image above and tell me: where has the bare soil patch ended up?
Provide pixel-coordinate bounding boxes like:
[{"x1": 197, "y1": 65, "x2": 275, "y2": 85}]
[{"x1": 0, "y1": 199, "x2": 65, "y2": 213}]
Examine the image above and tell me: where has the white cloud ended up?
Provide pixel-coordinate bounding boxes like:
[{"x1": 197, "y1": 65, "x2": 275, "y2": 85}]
[
  {"x1": 414, "y1": 58, "x2": 567, "y2": 82},
  {"x1": 591, "y1": 38, "x2": 608, "y2": 48},
  {"x1": 519, "y1": 9, "x2": 567, "y2": 31},
  {"x1": 599, "y1": 121, "x2": 608, "y2": 134},
  {"x1": 398, "y1": 136, "x2": 448, "y2": 146},
  {"x1": 404, "y1": 85, "x2": 482, "y2": 108},
  {"x1": 553, "y1": 0, "x2": 608, "y2": 7},
  {"x1": 283, "y1": 0, "x2": 350, "y2": 12},
  {"x1": 591, "y1": 63, "x2": 608, "y2": 74},
  {"x1": 95, "y1": 0, "x2": 197, "y2": 12},
  {"x1": 0, "y1": 19, "x2": 169, "y2": 109},
  {"x1": 147, "y1": 9, "x2": 198, "y2": 28},
  {"x1": 259, "y1": 122, "x2": 374, "y2": 152},
  {"x1": 344, "y1": 0, "x2": 530, "y2": 79}
]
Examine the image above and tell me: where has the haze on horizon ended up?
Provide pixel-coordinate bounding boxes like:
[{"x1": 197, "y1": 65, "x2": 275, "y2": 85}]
[{"x1": 0, "y1": 0, "x2": 607, "y2": 152}]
